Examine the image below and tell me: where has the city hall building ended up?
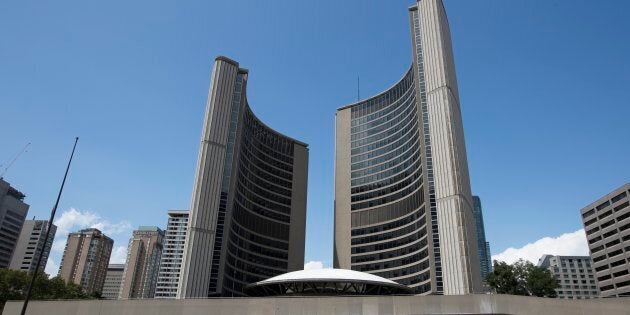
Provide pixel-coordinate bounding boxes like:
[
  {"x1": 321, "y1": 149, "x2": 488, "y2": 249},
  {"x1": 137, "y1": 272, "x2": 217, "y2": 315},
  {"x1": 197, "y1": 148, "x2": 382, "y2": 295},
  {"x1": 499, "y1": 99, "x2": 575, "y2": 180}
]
[
  {"x1": 334, "y1": 0, "x2": 481, "y2": 295},
  {"x1": 177, "y1": 56, "x2": 309, "y2": 298}
]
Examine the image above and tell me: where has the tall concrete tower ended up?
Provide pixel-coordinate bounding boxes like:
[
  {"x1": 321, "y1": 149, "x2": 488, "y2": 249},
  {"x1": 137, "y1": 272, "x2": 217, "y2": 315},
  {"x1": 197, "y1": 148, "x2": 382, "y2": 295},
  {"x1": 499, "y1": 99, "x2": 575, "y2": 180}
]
[
  {"x1": 334, "y1": 0, "x2": 482, "y2": 295},
  {"x1": 178, "y1": 57, "x2": 309, "y2": 297}
]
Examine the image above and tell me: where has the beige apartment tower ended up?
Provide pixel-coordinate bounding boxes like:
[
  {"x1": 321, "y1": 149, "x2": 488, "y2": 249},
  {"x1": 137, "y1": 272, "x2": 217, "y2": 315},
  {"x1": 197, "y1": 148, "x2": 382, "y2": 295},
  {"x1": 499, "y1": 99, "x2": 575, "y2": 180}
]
[
  {"x1": 9, "y1": 219, "x2": 56, "y2": 273},
  {"x1": 178, "y1": 57, "x2": 309, "y2": 297},
  {"x1": 581, "y1": 183, "x2": 630, "y2": 297},
  {"x1": 334, "y1": 0, "x2": 481, "y2": 295},
  {"x1": 120, "y1": 226, "x2": 164, "y2": 299},
  {"x1": 58, "y1": 228, "x2": 113, "y2": 294}
]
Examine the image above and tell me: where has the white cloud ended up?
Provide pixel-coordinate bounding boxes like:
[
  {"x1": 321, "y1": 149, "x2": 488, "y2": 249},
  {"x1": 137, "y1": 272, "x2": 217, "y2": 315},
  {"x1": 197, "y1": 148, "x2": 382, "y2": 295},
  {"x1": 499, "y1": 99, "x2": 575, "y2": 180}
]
[
  {"x1": 492, "y1": 229, "x2": 589, "y2": 265},
  {"x1": 54, "y1": 208, "x2": 132, "y2": 237},
  {"x1": 109, "y1": 246, "x2": 128, "y2": 264},
  {"x1": 46, "y1": 208, "x2": 133, "y2": 275},
  {"x1": 304, "y1": 261, "x2": 324, "y2": 270},
  {"x1": 45, "y1": 257, "x2": 59, "y2": 277}
]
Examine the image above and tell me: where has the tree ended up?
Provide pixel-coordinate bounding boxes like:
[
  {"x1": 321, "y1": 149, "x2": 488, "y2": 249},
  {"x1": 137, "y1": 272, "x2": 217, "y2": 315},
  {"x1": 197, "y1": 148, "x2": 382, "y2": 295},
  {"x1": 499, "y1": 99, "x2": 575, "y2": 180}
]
[
  {"x1": 486, "y1": 259, "x2": 558, "y2": 298},
  {"x1": 0, "y1": 269, "x2": 97, "y2": 312}
]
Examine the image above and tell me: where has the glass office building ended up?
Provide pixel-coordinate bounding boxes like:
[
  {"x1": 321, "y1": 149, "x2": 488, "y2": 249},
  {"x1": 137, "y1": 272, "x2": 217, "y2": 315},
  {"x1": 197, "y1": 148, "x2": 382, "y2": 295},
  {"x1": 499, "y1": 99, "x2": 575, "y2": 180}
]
[
  {"x1": 472, "y1": 196, "x2": 492, "y2": 281},
  {"x1": 334, "y1": 0, "x2": 482, "y2": 295},
  {"x1": 178, "y1": 57, "x2": 309, "y2": 298}
]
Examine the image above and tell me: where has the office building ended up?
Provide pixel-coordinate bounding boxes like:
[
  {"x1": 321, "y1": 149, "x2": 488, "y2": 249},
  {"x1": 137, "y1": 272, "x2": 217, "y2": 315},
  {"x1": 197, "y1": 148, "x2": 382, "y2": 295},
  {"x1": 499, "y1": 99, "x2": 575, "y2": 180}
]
[
  {"x1": 155, "y1": 210, "x2": 188, "y2": 299},
  {"x1": 120, "y1": 226, "x2": 164, "y2": 299},
  {"x1": 58, "y1": 228, "x2": 113, "y2": 294},
  {"x1": 177, "y1": 56, "x2": 309, "y2": 298},
  {"x1": 9, "y1": 219, "x2": 56, "y2": 273},
  {"x1": 581, "y1": 183, "x2": 630, "y2": 297},
  {"x1": 0, "y1": 178, "x2": 29, "y2": 268},
  {"x1": 334, "y1": 0, "x2": 481, "y2": 295},
  {"x1": 538, "y1": 255, "x2": 599, "y2": 299},
  {"x1": 102, "y1": 264, "x2": 125, "y2": 300},
  {"x1": 472, "y1": 196, "x2": 492, "y2": 280}
]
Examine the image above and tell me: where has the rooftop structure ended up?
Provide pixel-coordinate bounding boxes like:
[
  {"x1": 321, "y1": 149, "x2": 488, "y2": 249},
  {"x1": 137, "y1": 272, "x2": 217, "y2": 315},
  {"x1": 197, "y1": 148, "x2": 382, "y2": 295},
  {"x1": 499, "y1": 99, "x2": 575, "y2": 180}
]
[{"x1": 245, "y1": 269, "x2": 414, "y2": 296}]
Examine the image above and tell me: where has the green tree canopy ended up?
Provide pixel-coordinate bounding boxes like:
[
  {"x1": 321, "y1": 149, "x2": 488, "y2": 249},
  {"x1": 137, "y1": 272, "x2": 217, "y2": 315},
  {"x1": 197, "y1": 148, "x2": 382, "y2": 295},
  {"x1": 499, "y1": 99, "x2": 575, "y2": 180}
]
[
  {"x1": 0, "y1": 268, "x2": 98, "y2": 312},
  {"x1": 486, "y1": 259, "x2": 558, "y2": 298}
]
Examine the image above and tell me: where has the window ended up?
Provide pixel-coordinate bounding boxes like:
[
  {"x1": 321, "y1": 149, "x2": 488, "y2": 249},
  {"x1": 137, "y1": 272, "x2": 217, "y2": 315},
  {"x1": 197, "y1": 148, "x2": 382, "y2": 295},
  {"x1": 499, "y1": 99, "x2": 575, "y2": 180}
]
[
  {"x1": 612, "y1": 192, "x2": 627, "y2": 204},
  {"x1": 582, "y1": 209, "x2": 595, "y2": 218}
]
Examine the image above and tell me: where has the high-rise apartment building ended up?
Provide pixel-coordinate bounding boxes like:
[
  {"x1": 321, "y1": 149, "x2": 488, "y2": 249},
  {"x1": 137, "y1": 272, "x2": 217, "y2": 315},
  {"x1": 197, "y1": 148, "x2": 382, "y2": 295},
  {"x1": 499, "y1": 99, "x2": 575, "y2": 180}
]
[
  {"x1": 9, "y1": 219, "x2": 56, "y2": 273},
  {"x1": 119, "y1": 226, "x2": 164, "y2": 299},
  {"x1": 155, "y1": 210, "x2": 188, "y2": 299},
  {"x1": 472, "y1": 196, "x2": 492, "y2": 280},
  {"x1": 58, "y1": 228, "x2": 113, "y2": 294},
  {"x1": 538, "y1": 255, "x2": 599, "y2": 299},
  {"x1": 102, "y1": 264, "x2": 125, "y2": 300},
  {"x1": 0, "y1": 178, "x2": 29, "y2": 268},
  {"x1": 581, "y1": 183, "x2": 630, "y2": 297},
  {"x1": 334, "y1": 0, "x2": 481, "y2": 295},
  {"x1": 178, "y1": 57, "x2": 309, "y2": 298}
]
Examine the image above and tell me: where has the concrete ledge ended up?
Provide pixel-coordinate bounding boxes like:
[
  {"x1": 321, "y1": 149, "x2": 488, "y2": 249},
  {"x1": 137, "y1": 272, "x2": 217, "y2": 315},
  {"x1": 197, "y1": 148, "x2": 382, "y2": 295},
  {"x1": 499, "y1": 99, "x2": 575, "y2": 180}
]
[{"x1": 3, "y1": 294, "x2": 630, "y2": 315}]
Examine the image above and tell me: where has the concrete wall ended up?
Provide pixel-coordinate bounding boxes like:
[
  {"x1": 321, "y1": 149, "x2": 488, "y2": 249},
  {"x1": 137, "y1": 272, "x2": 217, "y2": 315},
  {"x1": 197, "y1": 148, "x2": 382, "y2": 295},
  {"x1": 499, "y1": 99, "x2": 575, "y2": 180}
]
[{"x1": 4, "y1": 295, "x2": 630, "y2": 315}]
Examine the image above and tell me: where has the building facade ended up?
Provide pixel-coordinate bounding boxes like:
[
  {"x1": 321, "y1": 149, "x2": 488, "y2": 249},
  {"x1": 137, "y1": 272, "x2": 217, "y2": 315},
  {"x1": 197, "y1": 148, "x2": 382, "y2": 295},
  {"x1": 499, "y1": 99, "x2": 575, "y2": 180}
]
[
  {"x1": 120, "y1": 227, "x2": 164, "y2": 299},
  {"x1": 581, "y1": 183, "x2": 630, "y2": 297},
  {"x1": 178, "y1": 57, "x2": 309, "y2": 298},
  {"x1": 472, "y1": 196, "x2": 492, "y2": 280},
  {"x1": 155, "y1": 210, "x2": 188, "y2": 299},
  {"x1": 102, "y1": 264, "x2": 125, "y2": 300},
  {"x1": 334, "y1": 0, "x2": 481, "y2": 295},
  {"x1": 538, "y1": 255, "x2": 599, "y2": 299},
  {"x1": 9, "y1": 219, "x2": 56, "y2": 273},
  {"x1": 0, "y1": 178, "x2": 29, "y2": 268},
  {"x1": 58, "y1": 228, "x2": 113, "y2": 294}
]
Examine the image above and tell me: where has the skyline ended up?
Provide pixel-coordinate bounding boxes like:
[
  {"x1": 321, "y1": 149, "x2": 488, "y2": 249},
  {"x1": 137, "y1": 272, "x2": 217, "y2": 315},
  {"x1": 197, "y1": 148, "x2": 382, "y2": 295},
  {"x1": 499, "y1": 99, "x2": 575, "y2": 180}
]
[{"x1": 1, "y1": 0, "x2": 630, "y2": 277}]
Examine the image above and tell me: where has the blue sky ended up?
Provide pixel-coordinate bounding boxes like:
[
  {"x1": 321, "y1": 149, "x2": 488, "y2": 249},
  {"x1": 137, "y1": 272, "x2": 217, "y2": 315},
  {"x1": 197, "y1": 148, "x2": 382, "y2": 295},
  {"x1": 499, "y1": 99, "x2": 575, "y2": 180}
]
[{"x1": 1, "y1": 0, "x2": 629, "y2": 273}]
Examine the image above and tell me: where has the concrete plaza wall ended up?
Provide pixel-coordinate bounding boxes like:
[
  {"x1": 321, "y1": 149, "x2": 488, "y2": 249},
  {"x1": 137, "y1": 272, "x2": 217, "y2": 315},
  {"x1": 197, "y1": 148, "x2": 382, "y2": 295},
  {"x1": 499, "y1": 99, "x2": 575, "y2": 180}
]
[{"x1": 3, "y1": 294, "x2": 630, "y2": 315}]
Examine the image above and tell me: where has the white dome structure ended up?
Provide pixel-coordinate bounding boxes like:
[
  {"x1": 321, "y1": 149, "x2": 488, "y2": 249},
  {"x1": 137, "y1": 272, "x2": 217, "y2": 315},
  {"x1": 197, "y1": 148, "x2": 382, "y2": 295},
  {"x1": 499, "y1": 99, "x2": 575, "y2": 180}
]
[{"x1": 244, "y1": 268, "x2": 414, "y2": 296}]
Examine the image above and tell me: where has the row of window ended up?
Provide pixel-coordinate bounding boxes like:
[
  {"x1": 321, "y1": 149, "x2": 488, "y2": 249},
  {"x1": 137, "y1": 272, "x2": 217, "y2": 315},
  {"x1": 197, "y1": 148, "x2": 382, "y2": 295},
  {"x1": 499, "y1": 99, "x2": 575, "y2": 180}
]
[
  {"x1": 352, "y1": 237, "x2": 428, "y2": 264},
  {"x1": 231, "y1": 205, "x2": 290, "y2": 241},
  {"x1": 235, "y1": 181, "x2": 291, "y2": 215},
  {"x1": 351, "y1": 142, "x2": 419, "y2": 179},
  {"x1": 583, "y1": 191, "x2": 628, "y2": 219},
  {"x1": 351, "y1": 101, "x2": 417, "y2": 148},
  {"x1": 242, "y1": 107, "x2": 295, "y2": 158},
  {"x1": 239, "y1": 144, "x2": 294, "y2": 182},
  {"x1": 350, "y1": 68, "x2": 415, "y2": 122},
  {"x1": 351, "y1": 151, "x2": 420, "y2": 187},
  {"x1": 352, "y1": 215, "x2": 426, "y2": 246},
  {"x1": 350, "y1": 120, "x2": 419, "y2": 156},
  {"x1": 351, "y1": 128, "x2": 420, "y2": 164},
  {"x1": 351, "y1": 134, "x2": 419, "y2": 172},
  {"x1": 351, "y1": 177, "x2": 422, "y2": 211},
  {"x1": 351, "y1": 170, "x2": 422, "y2": 205},
  {"x1": 351, "y1": 155, "x2": 421, "y2": 196},
  {"x1": 350, "y1": 88, "x2": 416, "y2": 136},
  {"x1": 237, "y1": 173, "x2": 292, "y2": 207},
  {"x1": 352, "y1": 229, "x2": 427, "y2": 255},
  {"x1": 230, "y1": 220, "x2": 288, "y2": 251},
  {"x1": 351, "y1": 188, "x2": 424, "y2": 227},
  {"x1": 351, "y1": 206, "x2": 424, "y2": 236}
]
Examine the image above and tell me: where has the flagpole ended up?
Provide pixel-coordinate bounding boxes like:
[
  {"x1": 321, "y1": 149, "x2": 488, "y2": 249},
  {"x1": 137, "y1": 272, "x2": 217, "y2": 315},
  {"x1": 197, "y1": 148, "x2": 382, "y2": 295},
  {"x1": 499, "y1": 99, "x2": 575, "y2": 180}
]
[{"x1": 21, "y1": 137, "x2": 79, "y2": 315}]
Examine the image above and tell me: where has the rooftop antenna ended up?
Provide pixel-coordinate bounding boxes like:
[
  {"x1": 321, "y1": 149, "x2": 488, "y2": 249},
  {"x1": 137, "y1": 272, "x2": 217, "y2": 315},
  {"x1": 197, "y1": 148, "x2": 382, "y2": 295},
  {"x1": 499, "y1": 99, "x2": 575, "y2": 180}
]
[
  {"x1": 0, "y1": 142, "x2": 30, "y2": 179},
  {"x1": 357, "y1": 76, "x2": 360, "y2": 102}
]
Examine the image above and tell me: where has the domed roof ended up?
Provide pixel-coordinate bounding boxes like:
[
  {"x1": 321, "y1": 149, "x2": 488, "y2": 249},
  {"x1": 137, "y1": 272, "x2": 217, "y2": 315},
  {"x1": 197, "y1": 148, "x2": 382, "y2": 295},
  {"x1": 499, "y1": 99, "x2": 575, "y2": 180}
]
[
  {"x1": 245, "y1": 268, "x2": 414, "y2": 296},
  {"x1": 257, "y1": 268, "x2": 398, "y2": 285}
]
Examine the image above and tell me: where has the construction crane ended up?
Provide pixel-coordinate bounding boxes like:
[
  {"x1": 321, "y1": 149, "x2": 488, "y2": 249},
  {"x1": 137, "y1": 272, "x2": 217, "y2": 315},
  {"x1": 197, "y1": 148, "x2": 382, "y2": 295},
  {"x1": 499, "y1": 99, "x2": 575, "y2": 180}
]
[{"x1": 0, "y1": 142, "x2": 30, "y2": 179}]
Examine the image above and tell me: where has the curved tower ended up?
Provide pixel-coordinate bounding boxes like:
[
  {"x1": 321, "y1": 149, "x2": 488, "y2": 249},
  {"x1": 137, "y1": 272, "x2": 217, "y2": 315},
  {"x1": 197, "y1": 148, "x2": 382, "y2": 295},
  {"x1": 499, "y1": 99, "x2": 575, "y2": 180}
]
[
  {"x1": 334, "y1": 0, "x2": 481, "y2": 295},
  {"x1": 178, "y1": 57, "x2": 308, "y2": 297}
]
